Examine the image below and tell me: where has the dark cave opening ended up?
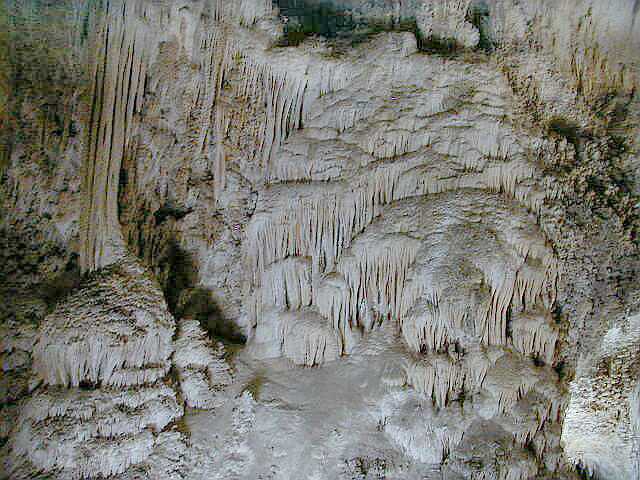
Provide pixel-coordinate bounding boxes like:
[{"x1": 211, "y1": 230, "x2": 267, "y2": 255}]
[
  {"x1": 161, "y1": 240, "x2": 246, "y2": 345},
  {"x1": 38, "y1": 253, "x2": 82, "y2": 311},
  {"x1": 273, "y1": 0, "x2": 494, "y2": 53},
  {"x1": 275, "y1": 0, "x2": 360, "y2": 45},
  {"x1": 274, "y1": 0, "x2": 417, "y2": 47}
]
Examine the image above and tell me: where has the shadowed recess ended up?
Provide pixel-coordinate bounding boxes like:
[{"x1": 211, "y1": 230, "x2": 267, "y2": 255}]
[
  {"x1": 274, "y1": 0, "x2": 418, "y2": 46},
  {"x1": 162, "y1": 241, "x2": 245, "y2": 344}
]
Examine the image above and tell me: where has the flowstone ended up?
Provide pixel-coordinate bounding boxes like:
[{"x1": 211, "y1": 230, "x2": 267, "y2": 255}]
[{"x1": 2, "y1": 0, "x2": 640, "y2": 478}]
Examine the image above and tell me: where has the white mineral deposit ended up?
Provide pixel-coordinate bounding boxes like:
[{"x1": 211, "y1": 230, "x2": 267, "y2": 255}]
[{"x1": 1, "y1": 1, "x2": 639, "y2": 479}]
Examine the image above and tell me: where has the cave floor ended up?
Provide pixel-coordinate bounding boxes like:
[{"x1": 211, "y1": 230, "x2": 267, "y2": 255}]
[{"x1": 184, "y1": 323, "x2": 438, "y2": 479}]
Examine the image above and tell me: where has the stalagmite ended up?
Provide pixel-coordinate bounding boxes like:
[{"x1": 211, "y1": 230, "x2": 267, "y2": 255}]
[
  {"x1": 5, "y1": 384, "x2": 182, "y2": 479},
  {"x1": 32, "y1": 256, "x2": 174, "y2": 388}
]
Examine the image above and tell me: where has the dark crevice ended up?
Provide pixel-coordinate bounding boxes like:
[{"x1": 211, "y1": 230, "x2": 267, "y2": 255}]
[
  {"x1": 468, "y1": 5, "x2": 493, "y2": 52},
  {"x1": 79, "y1": 380, "x2": 99, "y2": 390},
  {"x1": 161, "y1": 240, "x2": 197, "y2": 314},
  {"x1": 548, "y1": 118, "x2": 591, "y2": 152},
  {"x1": 274, "y1": 0, "x2": 488, "y2": 57},
  {"x1": 118, "y1": 167, "x2": 128, "y2": 218},
  {"x1": 275, "y1": 0, "x2": 356, "y2": 46},
  {"x1": 417, "y1": 34, "x2": 462, "y2": 54},
  {"x1": 154, "y1": 203, "x2": 193, "y2": 224},
  {"x1": 505, "y1": 305, "x2": 513, "y2": 339},
  {"x1": 274, "y1": 0, "x2": 416, "y2": 48},
  {"x1": 161, "y1": 240, "x2": 245, "y2": 345}
]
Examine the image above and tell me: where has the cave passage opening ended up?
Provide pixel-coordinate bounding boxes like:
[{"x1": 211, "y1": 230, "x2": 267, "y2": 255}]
[{"x1": 273, "y1": 0, "x2": 418, "y2": 47}]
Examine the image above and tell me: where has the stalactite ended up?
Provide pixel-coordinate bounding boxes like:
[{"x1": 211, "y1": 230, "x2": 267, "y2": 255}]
[
  {"x1": 80, "y1": 0, "x2": 152, "y2": 273},
  {"x1": 498, "y1": 390, "x2": 560, "y2": 447},
  {"x1": 213, "y1": 103, "x2": 231, "y2": 195},
  {"x1": 251, "y1": 257, "x2": 313, "y2": 326},
  {"x1": 251, "y1": 307, "x2": 342, "y2": 366},
  {"x1": 337, "y1": 191, "x2": 557, "y2": 351},
  {"x1": 226, "y1": 40, "x2": 360, "y2": 176},
  {"x1": 313, "y1": 272, "x2": 358, "y2": 354},
  {"x1": 244, "y1": 181, "x2": 381, "y2": 288},
  {"x1": 247, "y1": 184, "x2": 558, "y2": 361},
  {"x1": 402, "y1": 353, "x2": 489, "y2": 408},
  {"x1": 511, "y1": 310, "x2": 558, "y2": 364},
  {"x1": 194, "y1": 29, "x2": 224, "y2": 157},
  {"x1": 192, "y1": 23, "x2": 239, "y2": 197},
  {"x1": 402, "y1": 296, "x2": 475, "y2": 353},
  {"x1": 78, "y1": 0, "x2": 282, "y2": 273},
  {"x1": 336, "y1": 235, "x2": 421, "y2": 331}
]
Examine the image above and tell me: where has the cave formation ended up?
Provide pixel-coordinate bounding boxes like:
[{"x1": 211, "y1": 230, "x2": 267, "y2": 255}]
[{"x1": 1, "y1": 1, "x2": 640, "y2": 479}]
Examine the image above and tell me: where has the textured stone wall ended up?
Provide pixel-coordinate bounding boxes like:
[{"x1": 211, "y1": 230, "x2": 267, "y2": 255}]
[{"x1": 1, "y1": 1, "x2": 639, "y2": 479}]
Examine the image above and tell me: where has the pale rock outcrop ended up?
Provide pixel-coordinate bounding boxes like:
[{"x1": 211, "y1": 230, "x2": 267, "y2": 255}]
[
  {"x1": 417, "y1": 0, "x2": 480, "y2": 48},
  {"x1": 173, "y1": 318, "x2": 233, "y2": 409},
  {"x1": 562, "y1": 313, "x2": 640, "y2": 480}
]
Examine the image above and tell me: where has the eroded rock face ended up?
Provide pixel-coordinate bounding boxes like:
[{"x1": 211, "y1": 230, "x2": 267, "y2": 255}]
[{"x1": 2, "y1": 0, "x2": 640, "y2": 479}]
